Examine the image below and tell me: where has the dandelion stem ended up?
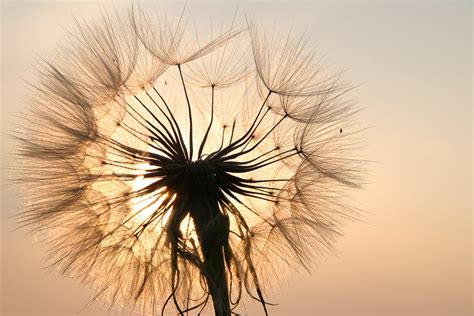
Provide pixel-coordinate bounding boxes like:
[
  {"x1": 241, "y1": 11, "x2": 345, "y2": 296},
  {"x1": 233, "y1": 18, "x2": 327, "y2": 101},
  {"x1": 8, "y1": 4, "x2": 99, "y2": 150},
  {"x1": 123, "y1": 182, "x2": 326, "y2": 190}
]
[
  {"x1": 198, "y1": 85, "x2": 215, "y2": 159},
  {"x1": 152, "y1": 87, "x2": 190, "y2": 161},
  {"x1": 144, "y1": 91, "x2": 187, "y2": 159},
  {"x1": 177, "y1": 64, "x2": 193, "y2": 161},
  {"x1": 220, "y1": 114, "x2": 289, "y2": 162},
  {"x1": 236, "y1": 115, "x2": 288, "y2": 157},
  {"x1": 120, "y1": 96, "x2": 179, "y2": 158},
  {"x1": 132, "y1": 95, "x2": 184, "y2": 159},
  {"x1": 228, "y1": 119, "x2": 236, "y2": 145},
  {"x1": 210, "y1": 91, "x2": 272, "y2": 160}
]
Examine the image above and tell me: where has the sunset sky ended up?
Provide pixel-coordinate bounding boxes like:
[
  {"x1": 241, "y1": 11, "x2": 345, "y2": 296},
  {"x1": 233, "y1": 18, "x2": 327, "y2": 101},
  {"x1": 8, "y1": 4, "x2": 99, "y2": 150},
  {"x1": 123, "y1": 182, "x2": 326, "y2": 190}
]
[{"x1": 1, "y1": 1, "x2": 472, "y2": 315}]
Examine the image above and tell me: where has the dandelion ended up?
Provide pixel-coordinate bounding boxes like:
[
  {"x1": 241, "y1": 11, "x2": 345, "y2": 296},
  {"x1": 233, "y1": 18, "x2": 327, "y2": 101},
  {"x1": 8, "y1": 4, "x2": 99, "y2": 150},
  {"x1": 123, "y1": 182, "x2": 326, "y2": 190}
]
[{"x1": 13, "y1": 5, "x2": 363, "y2": 316}]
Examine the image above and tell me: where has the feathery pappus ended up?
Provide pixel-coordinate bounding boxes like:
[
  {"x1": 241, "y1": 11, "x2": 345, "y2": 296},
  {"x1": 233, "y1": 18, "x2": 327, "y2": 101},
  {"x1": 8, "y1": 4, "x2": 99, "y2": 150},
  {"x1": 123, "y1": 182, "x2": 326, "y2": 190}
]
[{"x1": 12, "y1": 5, "x2": 365, "y2": 316}]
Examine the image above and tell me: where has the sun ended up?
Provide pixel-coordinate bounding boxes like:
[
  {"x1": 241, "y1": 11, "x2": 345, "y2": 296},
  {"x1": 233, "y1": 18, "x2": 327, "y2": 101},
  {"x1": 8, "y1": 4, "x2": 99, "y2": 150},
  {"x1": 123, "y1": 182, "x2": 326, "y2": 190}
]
[{"x1": 130, "y1": 164, "x2": 170, "y2": 226}]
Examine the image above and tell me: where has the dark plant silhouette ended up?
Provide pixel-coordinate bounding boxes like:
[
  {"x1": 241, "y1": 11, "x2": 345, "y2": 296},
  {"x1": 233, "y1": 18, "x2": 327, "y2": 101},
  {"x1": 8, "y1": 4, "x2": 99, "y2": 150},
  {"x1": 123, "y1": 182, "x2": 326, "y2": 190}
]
[{"x1": 13, "y1": 6, "x2": 363, "y2": 316}]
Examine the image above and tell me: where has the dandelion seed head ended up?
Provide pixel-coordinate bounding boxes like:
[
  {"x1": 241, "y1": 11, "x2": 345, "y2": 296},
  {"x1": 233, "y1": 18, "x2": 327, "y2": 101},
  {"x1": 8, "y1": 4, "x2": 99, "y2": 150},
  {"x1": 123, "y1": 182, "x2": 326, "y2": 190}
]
[{"x1": 13, "y1": 5, "x2": 364, "y2": 316}]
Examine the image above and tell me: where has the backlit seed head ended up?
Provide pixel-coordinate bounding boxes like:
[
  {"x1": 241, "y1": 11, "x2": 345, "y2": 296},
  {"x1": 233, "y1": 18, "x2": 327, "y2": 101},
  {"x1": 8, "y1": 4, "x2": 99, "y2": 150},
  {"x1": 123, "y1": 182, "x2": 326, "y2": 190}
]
[{"x1": 12, "y1": 5, "x2": 364, "y2": 316}]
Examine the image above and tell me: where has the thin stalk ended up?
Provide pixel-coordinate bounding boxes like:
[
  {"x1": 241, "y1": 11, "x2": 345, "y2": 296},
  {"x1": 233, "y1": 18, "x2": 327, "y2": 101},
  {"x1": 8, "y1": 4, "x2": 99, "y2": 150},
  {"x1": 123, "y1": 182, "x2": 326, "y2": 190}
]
[
  {"x1": 210, "y1": 91, "x2": 272, "y2": 160},
  {"x1": 198, "y1": 85, "x2": 215, "y2": 159},
  {"x1": 178, "y1": 64, "x2": 193, "y2": 161},
  {"x1": 152, "y1": 86, "x2": 190, "y2": 160}
]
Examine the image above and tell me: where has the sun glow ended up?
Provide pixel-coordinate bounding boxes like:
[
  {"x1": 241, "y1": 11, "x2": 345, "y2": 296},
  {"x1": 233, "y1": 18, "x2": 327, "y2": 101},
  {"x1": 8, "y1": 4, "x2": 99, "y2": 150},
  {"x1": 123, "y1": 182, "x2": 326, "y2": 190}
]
[{"x1": 130, "y1": 166, "x2": 168, "y2": 223}]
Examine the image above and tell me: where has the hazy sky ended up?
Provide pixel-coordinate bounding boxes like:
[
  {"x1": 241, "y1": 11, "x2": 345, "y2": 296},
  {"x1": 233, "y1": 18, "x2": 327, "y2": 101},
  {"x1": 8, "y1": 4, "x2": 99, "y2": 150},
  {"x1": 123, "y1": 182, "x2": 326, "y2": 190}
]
[{"x1": 1, "y1": 1, "x2": 472, "y2": 315}]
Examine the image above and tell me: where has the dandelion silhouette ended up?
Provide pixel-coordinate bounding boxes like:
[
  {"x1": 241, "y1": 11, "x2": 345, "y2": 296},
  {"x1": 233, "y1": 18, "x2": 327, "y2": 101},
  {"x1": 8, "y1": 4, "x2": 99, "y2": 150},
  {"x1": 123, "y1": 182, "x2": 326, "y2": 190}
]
[{"x1": 14, "y1": 5, "x2": 363, "y2": 316}]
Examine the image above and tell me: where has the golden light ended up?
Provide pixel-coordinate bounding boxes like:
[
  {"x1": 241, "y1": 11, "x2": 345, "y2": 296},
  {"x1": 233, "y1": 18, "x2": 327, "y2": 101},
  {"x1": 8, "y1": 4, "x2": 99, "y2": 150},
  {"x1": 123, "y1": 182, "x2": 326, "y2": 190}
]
[{"x1": 130, "y1": 164, "x2": 169, "y2": 226}]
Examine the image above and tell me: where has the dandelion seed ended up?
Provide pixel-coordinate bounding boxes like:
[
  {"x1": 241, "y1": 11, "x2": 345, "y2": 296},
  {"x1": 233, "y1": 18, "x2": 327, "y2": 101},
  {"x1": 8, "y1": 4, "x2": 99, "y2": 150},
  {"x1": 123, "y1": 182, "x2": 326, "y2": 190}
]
[{"x1": 13, "y1": 5, "x2": 364, "y2": 316}]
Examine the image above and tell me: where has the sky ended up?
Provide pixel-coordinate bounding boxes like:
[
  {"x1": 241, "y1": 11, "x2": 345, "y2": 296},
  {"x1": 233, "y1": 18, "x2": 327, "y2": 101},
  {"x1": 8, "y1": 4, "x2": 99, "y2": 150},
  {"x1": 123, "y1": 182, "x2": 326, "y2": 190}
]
[{"x1": 1, "y1": 1, "x2": 472, "y2": 315}]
